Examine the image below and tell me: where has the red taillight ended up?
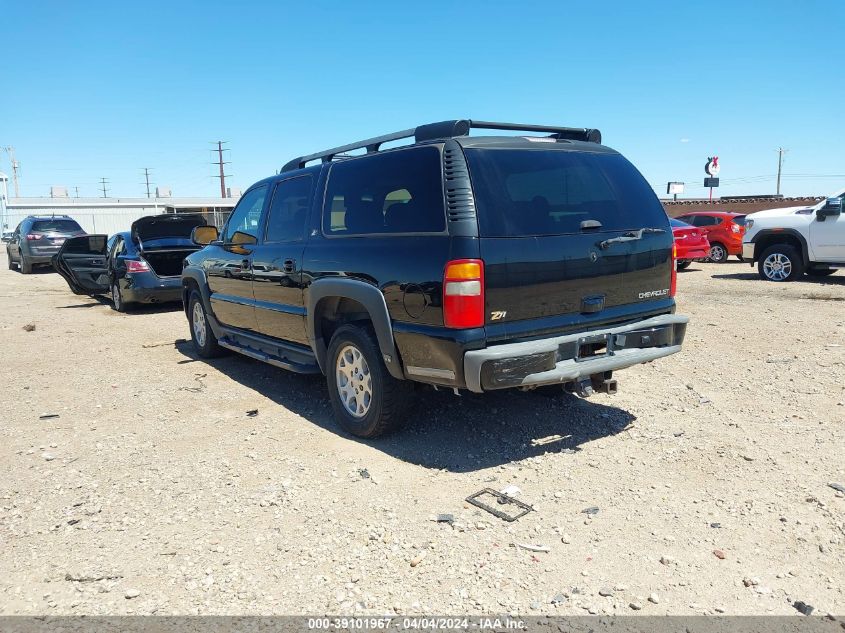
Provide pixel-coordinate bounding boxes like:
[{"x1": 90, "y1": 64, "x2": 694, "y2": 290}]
[
  {"x1": 670, "y1": 244, "x2": 677, "y2": 297},
  {"x1": 731, "y1": 223, "x2": 741, "y2": 233},
  {"x1": 443, "y1": 259, "x2": 484, "y2": 328},
  {"x1": 25, "y1": 233, "x2": 43, "y2": 241},
  {"x1": 125, "y1": 259, "x2": 150, "y2": 273}
]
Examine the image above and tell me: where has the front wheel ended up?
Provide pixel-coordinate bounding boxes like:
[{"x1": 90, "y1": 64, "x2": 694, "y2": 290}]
[
  {"x1": 326, "y1": 324, "x2": 411, "y2": 438},
  {"x1": 188, "y1": 290, "x2": 224, "y2": 358},
  {"x1": 708, "y1": 243, "x2": 728, "y2": 263},
  {"x1": 677, "y1": 261, "x2": 692, "y2": 271},
  {"x1": 6, "y1": 250, "x2": 13, "y2": 270},
  {"x1": 758, "y1": 244, "x2": 805, "y2": 282}
]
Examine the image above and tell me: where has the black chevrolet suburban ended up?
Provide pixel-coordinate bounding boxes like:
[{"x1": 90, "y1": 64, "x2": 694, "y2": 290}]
[{"x1": 182, "y1": 119, "x2": 688, "y2": 438}]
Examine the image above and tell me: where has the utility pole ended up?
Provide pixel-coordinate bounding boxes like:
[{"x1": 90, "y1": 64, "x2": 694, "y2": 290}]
[
  {"x1": 3, "y1": 147, "x2": 20, "y2": 197},
  {"x1": 776, "y1": 147, "x2": 788, "y2": 196},
  {"x1": 74, "y1": 186, "x2": 80, "y2": 198},
  {"x1": 141, "y1": 167, "x2": 153, "y2": 198},
  {"x1": 212, "y1": 141, "x2": 231, "y2": 198},
  {"x1": 99, "y1": 177, "x2": 110, "y2": 198}
]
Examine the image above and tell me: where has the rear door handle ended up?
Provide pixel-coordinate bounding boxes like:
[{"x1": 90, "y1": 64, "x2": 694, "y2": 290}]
[{"x1": 283, "y1": 259, "x2": 296, "y2": 273}]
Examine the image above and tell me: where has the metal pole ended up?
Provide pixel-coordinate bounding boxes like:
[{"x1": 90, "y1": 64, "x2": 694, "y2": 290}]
[
  {"x1": 217, "y1": 142, "x2": 226, "y2": 198},
  {"x1": 776, "y1": 147, "x2": 786, "y2": 196}
]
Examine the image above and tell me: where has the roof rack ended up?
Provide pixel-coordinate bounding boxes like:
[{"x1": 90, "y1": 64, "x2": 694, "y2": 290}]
[{"x1": 280, "y1": 119, "x2": 602, "y2": 172}]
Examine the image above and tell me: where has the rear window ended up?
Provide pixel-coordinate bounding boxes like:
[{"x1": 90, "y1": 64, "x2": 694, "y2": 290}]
[
  {"x1": 323, "y1": 146, "x2": 446, "y2": 235},
  {"x1": 32, "y1": 219, "x2": 82, "y2": 233},
  {"x1": 464, "y1": 149, "x2": 668, "y2": 236},
  {"x1": 732, "y1": 215, "x2": 747, "y2": 226},
  {"x1": 670, "y1": 218, "x2": 692, "y2": 228}
]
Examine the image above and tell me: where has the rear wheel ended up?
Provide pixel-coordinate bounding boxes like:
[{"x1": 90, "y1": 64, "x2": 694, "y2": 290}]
[
  {"x1": 19, "y1": 254, "x2": 32, "y2": 274},
  {"x1": 708, "y1": 243, "x2": 728, "y2": 263},
  {"x1": 677, "y1": 261, "x2": 692, "y2": 270},
  {"x1": 188, "y1": 290, "x2": 224, "y2": 358},
  {"x1": 736, "y1": 255, "x2": 744, "y2": 262},
  {"x1": 111, "y1": 282, "x2": 128, "y2": 312},
  {"x1": 6, "y1": 249, "x2": 12, "y2": 270},
  {"x1": 758, "y1": 244, "x2": 804, "y2": 282},
  {"x1": 326, "y1": 324, "x2": 411, "y2": 438}
]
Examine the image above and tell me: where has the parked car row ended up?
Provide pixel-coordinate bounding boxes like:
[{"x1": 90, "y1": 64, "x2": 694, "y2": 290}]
[
  {"x1": 12, "y1": 121, "x2": 839, "y2": 439},
  {"x1": 6, "y1": 120, "x2": 696, "y2": 438}
]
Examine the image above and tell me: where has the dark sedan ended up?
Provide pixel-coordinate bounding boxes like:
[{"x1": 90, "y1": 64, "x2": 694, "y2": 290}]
[{"x1": 53, "y1": 214, "x2": 207, "y2": 312}]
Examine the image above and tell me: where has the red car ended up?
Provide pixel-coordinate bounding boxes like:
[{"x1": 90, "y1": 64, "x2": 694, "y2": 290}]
[
  {"x1": 674, "y1": 211, "x2": 746, "y2": 263},
  {"x1": 670, "y1": 218, "x2": 710, "y2": 270}
]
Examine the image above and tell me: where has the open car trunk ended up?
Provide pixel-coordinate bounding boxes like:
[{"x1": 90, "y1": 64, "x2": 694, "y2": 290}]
[
  {"x1": 142, "y1": 247, "x2": 200, "y2": 277},
  {"x1": 131, "y1": 213, "x2": 207, "y2": 278}
]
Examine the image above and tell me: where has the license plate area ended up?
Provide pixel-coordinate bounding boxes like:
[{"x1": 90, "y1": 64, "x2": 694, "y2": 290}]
[{"x1": 576, "y1": 333, "x2": 612, "y2": 362}]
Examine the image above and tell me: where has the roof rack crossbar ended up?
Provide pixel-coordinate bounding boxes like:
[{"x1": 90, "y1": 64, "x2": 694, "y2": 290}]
[{"x1": 281, "y1": 119, "x2": 601, "y2": 172}]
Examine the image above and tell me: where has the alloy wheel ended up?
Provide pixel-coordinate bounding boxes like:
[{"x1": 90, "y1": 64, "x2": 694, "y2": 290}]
[
  {"x1": 762, "y1": 252, "x2": 792, "y2": 281},
  {"x1": 335, "y1": 344, "x2": 372, "y2": 418},
  {"x1": 192, "y1": 302, "x2": 207, "y2": 347}
]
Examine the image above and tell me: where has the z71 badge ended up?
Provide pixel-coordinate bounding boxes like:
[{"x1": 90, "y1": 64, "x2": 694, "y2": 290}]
[{"x1": 490, "y1": 311, "x2": 508, "y2": 321}]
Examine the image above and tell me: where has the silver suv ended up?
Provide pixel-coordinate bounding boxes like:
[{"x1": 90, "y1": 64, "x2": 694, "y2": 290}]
[{"x1": 6, "y1": 215, "x2": 86, "y2": 274}]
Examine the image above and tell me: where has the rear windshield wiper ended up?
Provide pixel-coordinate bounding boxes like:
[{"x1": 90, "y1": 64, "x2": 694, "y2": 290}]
[{"x1": 598, "y1": 227, "x2": 665, "y2": 249}]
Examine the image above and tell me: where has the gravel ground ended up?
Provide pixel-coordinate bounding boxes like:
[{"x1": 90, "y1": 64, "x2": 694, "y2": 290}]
[{"x1": 0, "y1": 251, "x2": 843, "y2": 616}]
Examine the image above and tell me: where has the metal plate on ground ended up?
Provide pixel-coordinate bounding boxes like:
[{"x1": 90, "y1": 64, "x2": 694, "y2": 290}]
[{"x1": 465, "y1": 488, "x2": 534, "y2": 522}]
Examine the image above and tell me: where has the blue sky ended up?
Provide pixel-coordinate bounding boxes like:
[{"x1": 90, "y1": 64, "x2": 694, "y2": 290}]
[{"x1": 2, "y1": 0, "x2": 843, "y2": 199}]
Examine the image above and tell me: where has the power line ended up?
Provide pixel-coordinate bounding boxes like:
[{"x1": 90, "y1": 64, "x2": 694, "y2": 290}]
[
  {"x1": 141, "y1": 167, "x2": 154, "y2": 198},
  {"x1": 212, "y1": 141, "x2": 231, "y2": 198},
  {"x1": 99, "y1": 177, "x2": 110, "y2": 198}
]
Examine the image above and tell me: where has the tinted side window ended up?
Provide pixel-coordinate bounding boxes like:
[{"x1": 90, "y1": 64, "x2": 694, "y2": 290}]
[
  {"x1": 224, "y1": 185, "x2": 268, "y2": 242},
  {"x1": 265, "y1": 176, "x2": 313, "y2": 243},
  {"x1": 322, "y1": 147, "x2": 445, "y2": 235}
]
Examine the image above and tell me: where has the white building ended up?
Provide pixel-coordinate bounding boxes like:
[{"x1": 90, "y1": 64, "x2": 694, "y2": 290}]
[{"x1": 3, "y1": 195, "x2": 238, "y2": 236}]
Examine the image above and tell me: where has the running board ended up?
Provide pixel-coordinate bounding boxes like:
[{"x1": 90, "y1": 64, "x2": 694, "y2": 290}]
[{"x1": 218, "y1": 331, "x2": 321, "y2": 375}]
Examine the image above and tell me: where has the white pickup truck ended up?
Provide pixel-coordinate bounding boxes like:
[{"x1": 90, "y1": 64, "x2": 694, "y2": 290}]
[{"x1": 742, "y1": 188, "x2": 845, "y2": 281}]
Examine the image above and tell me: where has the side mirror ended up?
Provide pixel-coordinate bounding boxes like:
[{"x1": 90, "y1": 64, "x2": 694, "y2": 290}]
[
  {"x1": 191, "y1": 225, "x2": 219, "y2": 245},
  {"x1": 817, "y1": 197, "x2": 842, "y2": 221},
  {"x1": 231, "y1": 231, "x2": 257, "y2": 246}
]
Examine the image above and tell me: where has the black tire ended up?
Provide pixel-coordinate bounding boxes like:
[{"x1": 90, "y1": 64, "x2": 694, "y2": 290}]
[
  {"x1": 110, "y1": 281, "x2": 128, "y2": 312},
  {"x1": 708, "y1": 243, "x2": 729, "y2": 263},
  {"x1": 758, "y1": 244, "x2": 805, "y2": 282},
  {"x1": 19, "y1": 254, "x2": 32, "y2": 274},
  {"x1": 736, "y1": 255, "x2": 744, "y2": 262},
  {"x1": 807, "y1": 267, "x2": 837, "y2": 277},
  {"x1": 326, "y1": 324, "x2": 411, "y2": 438},
  {"x1": 6, "y1": 249, "x2": 13, "y2": 270},
  {"x1": 188, "y1": 290, "x2": 224, "y2": 358},
  {"x1": 677, "y1": 261, "x2": 692, "y2": 271}
]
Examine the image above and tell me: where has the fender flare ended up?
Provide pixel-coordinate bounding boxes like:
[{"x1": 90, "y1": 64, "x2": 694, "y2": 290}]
[
  {"x1": 307, "y1": 278, "x2": 403, "y2": 380},
  {"x1": 750, "y1": 229, "x2": 810, "y2": 265}
]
